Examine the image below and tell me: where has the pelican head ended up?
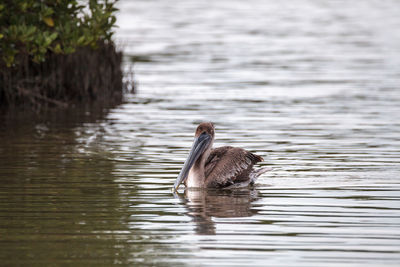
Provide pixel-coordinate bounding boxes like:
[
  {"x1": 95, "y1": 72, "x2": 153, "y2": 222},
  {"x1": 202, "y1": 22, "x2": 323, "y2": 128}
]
[{"x1": 173, "y1": 122, "x2": 215, "y2": 190}]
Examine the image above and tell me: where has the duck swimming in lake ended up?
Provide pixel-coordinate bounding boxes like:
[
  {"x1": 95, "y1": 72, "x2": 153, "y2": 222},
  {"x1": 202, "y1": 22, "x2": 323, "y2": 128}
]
[{"x1": 173, "y1": 122, "x2": 271, "y2": 190}]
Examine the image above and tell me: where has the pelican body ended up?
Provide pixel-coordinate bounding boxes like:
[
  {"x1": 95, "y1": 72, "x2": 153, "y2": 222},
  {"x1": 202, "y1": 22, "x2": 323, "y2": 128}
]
[{"x1": 173, "y1": 122, "x2": 270, "y2": 190}]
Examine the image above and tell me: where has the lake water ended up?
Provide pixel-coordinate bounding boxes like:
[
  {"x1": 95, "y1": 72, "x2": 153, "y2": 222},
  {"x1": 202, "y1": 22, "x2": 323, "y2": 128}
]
[{"x1": 1, "y1": 0, "x2": 400, "y2": 266}]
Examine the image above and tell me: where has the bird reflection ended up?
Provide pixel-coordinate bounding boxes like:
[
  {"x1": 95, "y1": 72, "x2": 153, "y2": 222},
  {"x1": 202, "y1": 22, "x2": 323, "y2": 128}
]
[{"x1": 176, "y1": 188, "x2": 259, "y2": 235}]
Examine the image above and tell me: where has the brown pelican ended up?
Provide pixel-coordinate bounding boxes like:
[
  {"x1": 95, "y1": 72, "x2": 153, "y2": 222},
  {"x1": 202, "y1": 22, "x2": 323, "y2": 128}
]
[{"x1": 173, "y1": 122, "x2": 271, "y2": 190}]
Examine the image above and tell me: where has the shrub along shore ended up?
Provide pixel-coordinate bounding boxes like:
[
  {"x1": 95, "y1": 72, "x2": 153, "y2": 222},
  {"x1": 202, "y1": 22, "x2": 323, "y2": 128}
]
[{"x1": 0, "y1": 0, "x2": 128, "y2": 111}]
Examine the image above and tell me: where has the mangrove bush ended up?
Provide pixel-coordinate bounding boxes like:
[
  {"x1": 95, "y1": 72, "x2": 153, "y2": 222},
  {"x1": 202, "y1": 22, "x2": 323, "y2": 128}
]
[{"x1": 0, "y1": 0, "x2": 125, "y2": 110}]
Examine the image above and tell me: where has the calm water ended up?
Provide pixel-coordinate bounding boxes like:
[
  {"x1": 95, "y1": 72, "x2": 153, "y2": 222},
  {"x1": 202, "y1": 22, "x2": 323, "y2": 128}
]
[{"x1": 1, "y1": 0, "x2": 400, "y2": 266}]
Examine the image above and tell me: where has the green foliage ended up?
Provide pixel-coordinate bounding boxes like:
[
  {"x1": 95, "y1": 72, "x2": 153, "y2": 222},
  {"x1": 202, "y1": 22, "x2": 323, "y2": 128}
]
[{"x1": 0, "y1": 0, "x2": 119, "y2": 67}]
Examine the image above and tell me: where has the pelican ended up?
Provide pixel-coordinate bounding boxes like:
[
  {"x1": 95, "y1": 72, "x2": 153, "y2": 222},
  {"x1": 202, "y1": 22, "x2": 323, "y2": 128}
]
[{"x1": 173, "y1": 122, "x2": 271, "y2": 190}]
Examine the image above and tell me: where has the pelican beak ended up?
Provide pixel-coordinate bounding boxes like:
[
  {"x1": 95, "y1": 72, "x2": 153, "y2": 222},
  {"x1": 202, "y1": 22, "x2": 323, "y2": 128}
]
[{"x1": 173, "y1": 132, "x2": 212, "y2": 191}]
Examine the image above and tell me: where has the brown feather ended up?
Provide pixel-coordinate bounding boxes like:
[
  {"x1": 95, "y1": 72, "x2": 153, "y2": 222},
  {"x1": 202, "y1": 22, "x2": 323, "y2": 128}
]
[{"x1": 204, "y1": 146, "x2": 264, "y2": 188}]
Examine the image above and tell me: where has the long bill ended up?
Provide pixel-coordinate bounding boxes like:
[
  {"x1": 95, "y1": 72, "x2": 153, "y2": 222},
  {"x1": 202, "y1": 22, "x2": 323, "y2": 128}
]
[{"x1": 173, "y1": 132, "x2": 212, "y2": 191}]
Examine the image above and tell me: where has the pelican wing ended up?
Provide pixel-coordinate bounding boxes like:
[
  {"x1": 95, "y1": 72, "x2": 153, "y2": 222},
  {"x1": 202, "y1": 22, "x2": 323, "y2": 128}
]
[{"x1": 204, "y1": 146, "x2": 263, "y2": 188}]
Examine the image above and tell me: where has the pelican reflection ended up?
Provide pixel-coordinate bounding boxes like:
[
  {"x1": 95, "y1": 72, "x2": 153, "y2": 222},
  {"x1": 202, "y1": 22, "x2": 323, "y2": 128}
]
[{"x1": 177, "y1": 188, "x2": 259, "y2": 235}]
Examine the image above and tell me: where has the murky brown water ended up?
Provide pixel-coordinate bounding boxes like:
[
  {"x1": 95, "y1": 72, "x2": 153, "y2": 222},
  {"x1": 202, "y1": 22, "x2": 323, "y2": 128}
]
[{"x1": 1, "y1": 0, "x2": 400, "y2": 266}]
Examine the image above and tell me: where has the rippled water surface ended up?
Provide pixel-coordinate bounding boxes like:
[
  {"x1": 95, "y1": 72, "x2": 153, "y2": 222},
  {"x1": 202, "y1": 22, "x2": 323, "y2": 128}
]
[{"x1": 1, "y1": 0, "x2": 400, "y2": 266}]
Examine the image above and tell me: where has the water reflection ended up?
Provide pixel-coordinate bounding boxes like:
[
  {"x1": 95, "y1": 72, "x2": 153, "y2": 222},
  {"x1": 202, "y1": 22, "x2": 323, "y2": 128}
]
[
  {"x1": 178, "y1": 188, "x2": 259, "y2": 235},
  {"x1": 0, "y1": 107, "x2": 140, "y2": 265}
]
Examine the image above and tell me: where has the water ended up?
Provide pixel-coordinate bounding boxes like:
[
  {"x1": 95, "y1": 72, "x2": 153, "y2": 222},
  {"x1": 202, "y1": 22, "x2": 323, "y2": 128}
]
[{"x1": 1, "y1": 0, "x2": 400, "y2": 265}]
